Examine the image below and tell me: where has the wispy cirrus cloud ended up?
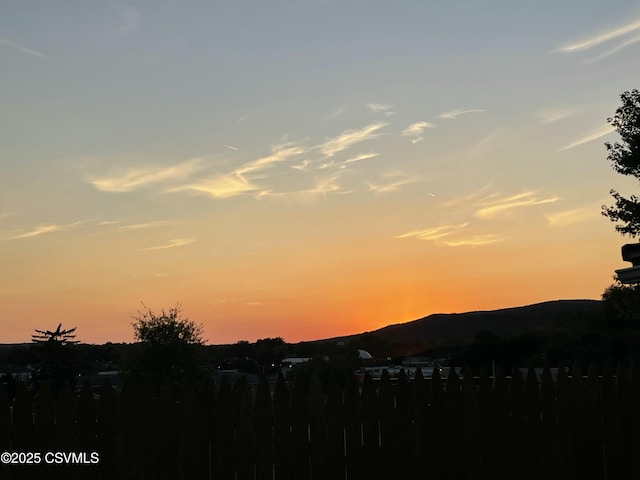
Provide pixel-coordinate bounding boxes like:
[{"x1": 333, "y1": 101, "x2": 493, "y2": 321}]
[
  {"x1": 173, "y1": 142, "x2": 306, "y2": 199},
  {"x1": 558, "y1": 123, "x2": 615, "y2": 151},
  {"x1": 118, "y1": 220, "x2": 171, "y2": 231},
  {"x1": 395, "y1": 223, "x2": 469, "y2": 242},
  {"x1": 170, "y1": 173, "x2": 260, "y2": 199},
  {"x1": 319, "y1": 122, "x2": 389, "y2": 158},
  {"x1": 7, "y1": 224, "x2": 61, "y2": 240},
  {"x1": 142, "y1": 238, "x2": 196, "y2": 251},
  {"x1": 438, "y1": 109, "x2": 484, "y2": 120},
  {"x1": 535, "y1": 106, "x2": 576, "y2": 124},
  {"x1": 441, "y1": 184, "x2": 494, "y2": 208},
  {"x1": 88, "y1": 158, "x2": 205, "y2": 192},
  {"x1": 474, "y1": 191, "x2": 560, "y2": 219},
  {"x1": 441, "y1": 234, "x2": 503, "y2": 247},
  {"x1": 395, "y1": 222, "x2": 502, "y2": 247},
  {"x1": 585, "y1": 35, "x2": 640, "y2": 63},
  {"x1": 0, "y1": 36, "x2": 48, "y2": 60},
  {"x1": 343, "y1": 152, "x2": 380, "y2": 164},
  {"x1": 401, "y1": 121, "x2": 435, "y2": 144},
  {"x1": 236, "y1": 143, "x2": 307, "y2": 176},
  {"x1": 366, "y1": 172, "x2": 420, "y2": 194},
  {"x1": 556, "y1": 18, "x2": 640, "y2": 53},
  {"x1": 366, "y1": 103, "x2": 395, "y2": 115},
  {"x1": 257, "y1": 174, "x2": 345, "y2": 203},
  {"x1": 545, "y1": 206, "x2": 597, "y2": 227}
]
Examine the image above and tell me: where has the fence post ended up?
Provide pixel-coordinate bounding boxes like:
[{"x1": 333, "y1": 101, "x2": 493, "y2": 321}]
[
  {"x1": 394, "y1": 370, "x2": 413, "y2": 478},
  {"x1": 377, "y1": 370, "x2": 395, "y2": 479},
  {"x1": 273, "y1": 374, "x2": 291, "y2": 480},
  {"x1": 290, "y1": 373, "x2": 310, "y2": 480},
  {"x1": 523, "y1": 367, "x2": 541, "y2": 480},
  {"x1": 308, "y1": 373, "x2": 327, "y2": 480},
  {"x1": 583, "y1": 366, "x2": 604, "y2": 480},
  {"x1": 214, "y1": 376, "x2": 235, "y2": 480},
  {"x1": 177, "y1": 382, "x2": 202, "y2": 480},
  {"x1": 411, "y1": 368, "x2": 429, "y2": 479},
  {"x1": 10, "y1": 383, "x2": 32, "y2": 480},
  {"x1": 539, "y1": 365, "x2": 559, "y2": 480},
  {"x1": 343, "y1": 372, "x2": 361, "y2": 480},
  {"x1": 32, "y1": 383, "x2": 54, "y2": 479},
  {"x1": 76, "y1": 380, "x2": 97, "y2": 480},
  {"x1": 96, "y1": 379, "x2": 118, "y2": 480},
  {"x1": 445, "y1": 367, "x2": 464, "y2": 480},
  {"x1": 117, "y1": 380, "x2": 139, "y2": 479},
  {"x1": 462, "y1": 366, "x2": 481, "y2": 480},
  {"x1": 492, "y1": 367, "x2": 510, "y2": 480},
  {"x1": 234, "y1": 376, "x2": 254, "y2": 480},
  {"x1": 326, "y1": 373, "x2": 345, "y2": 480},
  {"x1": 360, "y1": 373, "x2": 379, "y2": 480},
  {"x1": 254, "y1": 375, "x2": 273, "y2": 480},
  {"x1": 137, "y1": 383, "x2": 159, "y2": 479},
  {"x1": 198, "y1": 381, "x2": 216, "y2": 480},
  {"x1": 427, "y1": 367, "x2": 447, "y2": 479}
]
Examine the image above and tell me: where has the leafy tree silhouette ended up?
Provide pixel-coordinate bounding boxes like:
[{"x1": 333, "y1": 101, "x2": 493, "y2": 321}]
[
  {"x1": 602, "y1": 89, "x2": 640, "y2": 334},
  {"x1": 602, "y1": 89, "x2": 640, "y2": 235},
  {"x1": 125, "y1": 303, "x2": 206, "y2": 385}
]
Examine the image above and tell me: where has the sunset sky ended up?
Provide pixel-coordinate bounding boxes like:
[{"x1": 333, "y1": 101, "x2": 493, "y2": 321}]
[{"x1": 2, "y1": 1, "x2": 640, "y2": 345}]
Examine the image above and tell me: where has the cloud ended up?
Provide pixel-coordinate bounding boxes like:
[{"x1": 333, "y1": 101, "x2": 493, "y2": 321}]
[
  {"x1": 441, "y1": 184, "x2": 494, "y2": 208},
  {"x1": 545, "y1": 206, "x2": 596, "y2": 227},
  {"x1": 585, "y1": 34, "x2": 640, "y2": 63},
  {"x1": 290, "y1": 159, "x2": 313, "y2": 171},
  {"x1": 88, "y1": 158, "x2": 204, "y2": 192},
  {"x1": 438, "y1": 109, "x2": 485, "y2": 120},
  {"x1": 237, "y1": 143, "x2": 307, "y2": 176},
  {"x1": 343, "y1": 152, "x2": 380, "y2": 164},
  {"x1": 171, "y1": 173, "x2": 260, "y2": 199},
  {"x1": 170, "y1": 142, "x2": 307, "y2": 199},
  {"x1": 401, "y1": 121, "x2": 435, "y2": 143},
  {"x1": 118, "y1": 220, "x2": 171, "y2": 231},
  {"x1": 7, "y1": 225, "x2": 61, "y2": 240},
  {"x1": 441, "y1": 234, "x2": 504, "y2": 247},
  {"x1": 474, "y1": 191, "x2": 560, "y2": 219},
  {"x1": 558, "y1": 123, "x2": 615, "y2": 151},
  {"x1": 395, "y1": 223, "x2": 469, "y2": 242},
  {"x1": 535, "y1": 106, "x2": 576, "y2": 124},
  {"x1": 367, "y1": 103, "x2": 394, "y2": 113},
  {"x1": 556, "y1": 18, "x2": 640, "y2": 53},
  {"x1": 366, "y1": 172, "x2": 420, "y2": 194},
  {"x1": 0, "y1": 36, "x2": 48, "y2": 59},
  {"x1": 142, "y1": 238, "x2": 196, "y2": 251},
  {"x1": 320, "y1": 122, "x2": 389, "y2": 158},
  {"x1": 257, "y1": 174, "x2": 344, "y2": 202}
]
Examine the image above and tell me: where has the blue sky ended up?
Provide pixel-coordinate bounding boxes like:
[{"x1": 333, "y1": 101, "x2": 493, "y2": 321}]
[{"x1": 1, "y1": 0, "x2": 639, "y2": 344}]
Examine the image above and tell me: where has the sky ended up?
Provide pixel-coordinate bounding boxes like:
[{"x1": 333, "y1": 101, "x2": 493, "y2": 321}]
[{"x1": 1, "y1": 0, "x2": 640, "y2": 345}]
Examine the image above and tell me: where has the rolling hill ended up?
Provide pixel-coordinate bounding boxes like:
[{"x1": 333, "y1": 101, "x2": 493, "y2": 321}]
[{"x1": 324, "y1": 299, "x2": 603, "y2": 350}]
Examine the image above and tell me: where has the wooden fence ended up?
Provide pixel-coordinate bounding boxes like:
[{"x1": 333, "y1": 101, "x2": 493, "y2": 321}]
[{"x1": 0, "y1": 364, "x2": 639, "y2": 480}]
